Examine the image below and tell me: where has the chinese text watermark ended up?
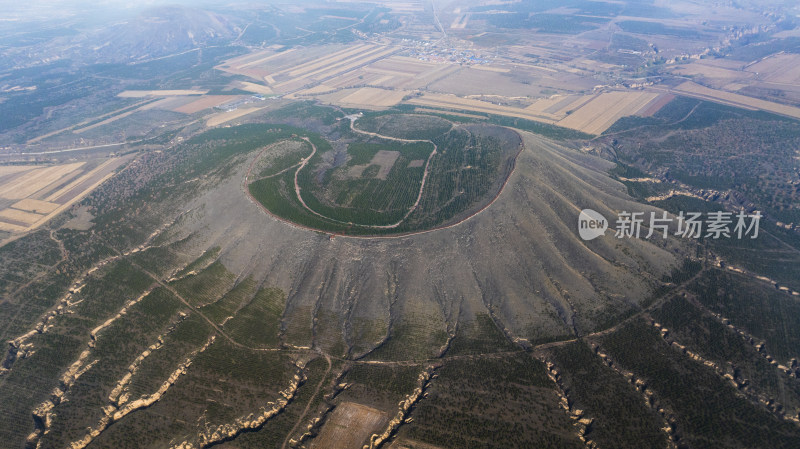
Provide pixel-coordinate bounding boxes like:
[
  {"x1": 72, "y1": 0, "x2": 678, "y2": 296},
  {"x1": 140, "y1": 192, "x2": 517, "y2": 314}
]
[{"x1": 578, "y1": 209, "x2": 761, "y2": 241}]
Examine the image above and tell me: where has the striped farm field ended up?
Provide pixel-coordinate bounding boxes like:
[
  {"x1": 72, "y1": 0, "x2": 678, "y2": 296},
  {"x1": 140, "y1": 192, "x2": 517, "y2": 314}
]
[
  {"x1": 0, "y1": 208, "x2": 44, "y2": 225},
  {"x1": 0, "y1": 157, "x2": 128, "y2": 243},
  {"x1": 172, "y1": 96, "x2": 240, "y2": 114},
  {"x1": 671, "y1": 81, "x2": 800, "y2": 119},
  {"x1": 118, "y1": 90, "x2": 207, "y2": 97},
  {"x1": 746, "y1": 53, "x2": 800, "y2": 86},
  {"x1": 555, "y1": 91, "x2": 661, "y2": 135},
  {"x1": 10, "y1": 199, "x2": 60, "y2": 214},
  {"x1": 407, "y1": 93, "x2": 558, "y2": 124},
  {"x1": 206, "y1": 106, "x2": 267, "y2": 126},
  {"x1": 236, "y1": 81, "x2": 274, "y2": 95},
  {"x1": 0, "y1": 163, "x2": 84, "y2": 200},
  {"x1": 337, "y1": 88, "x2": 410, "y2": 108}
]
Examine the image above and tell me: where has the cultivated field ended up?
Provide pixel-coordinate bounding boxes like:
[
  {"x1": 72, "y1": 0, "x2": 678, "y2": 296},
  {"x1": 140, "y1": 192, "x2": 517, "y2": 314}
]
[
  {"x1": 450, "y1": 13, "x2": 471, "y2": 29},
  {"x1": 205, "y1": 106, "x2": 267, "y2": 126},
  {"x1": 389, "y1": 439, "x2": 445, "y2": 449},
  {"x1": 310, "y1": 402, "x2": 388, "y2": 449},
  {"x1": 671, "y1": 61, "x2": 753, "y2": 88},
  {"x1": 555, "y1": 91, "x2": 662, "y2": 134},
  {"x1": 347, "y1": 150, "x2": 401, "y2": 180},
  {"x1": 213, "y1": 44, "x2": 617, "y2": 124},
  {"x1": 639, "y1": 93, "x2": 676, "y2": 117},
  {"x1": 336, "y1": 87, "x2": 410, "y2": 108},
  {"x1": 746, "y1": 53, "x2": 800, "y2": 86},
  {"x1": 118, "y1": 90, "x2": 208, "y2": 97},
  {"x1": 0, "y1": 165, "x2": 37, "y2": 176},
  {"x1": 526, "y1": 94, "x2": 589, "y2": 117},
  {"x1": 139, "y1": 96, "x2": 198, "y2": 111},
  {"x1": 333, "y1": 0, "x2": 423, "y2": 12},
  {"x1": 407, "y1": 93, "x2": 559, "y2": 124},
  {"x1": 669, "y1": 81, "x2": 800, "y2": 119},
  {"x1": 407, "y1": 90, "x2": 667, "y2": 135},
  {"x1": 0, "y1": 163, "x2": 85, "y2": 200},
  {"x1": 235, "y1": 81, "x2": 274, "y2": 95},
  {"x1": 218, "y1": 44, "x2": 401, "y2": 94},
  {"x1": 172, "y1": 95, "x2": 240, "y2": 114},
  {"x1": 0, "y1": 157, "x2": 127, "y2": 240},
  {"x1": 413, "y1": 108, "x2": 487, "y2": 119},
  {"x1": 363, "y1": 56, "x2": 460, "y2": 90},
  {"x1": 71, "y1": 101, "x2": 163, "y2": 134},
  {"x1": 135, "y1": 42, "x2": 677, "y2": 135}
]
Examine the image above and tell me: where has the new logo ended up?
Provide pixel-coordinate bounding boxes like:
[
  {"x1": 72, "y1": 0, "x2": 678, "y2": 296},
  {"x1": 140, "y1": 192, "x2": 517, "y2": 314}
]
[{"x1": 578, "y1": 209, "x2": 608, "y2": 241}]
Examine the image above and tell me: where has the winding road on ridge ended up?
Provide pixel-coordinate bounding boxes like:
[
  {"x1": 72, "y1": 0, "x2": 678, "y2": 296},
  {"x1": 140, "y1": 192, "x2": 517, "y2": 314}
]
[
  {"x1": 242, "y1": 118, "x2": 526, "y2": 239},
  {"x1": 258, "y1": 121, "x2": 441, "y2": 230}
]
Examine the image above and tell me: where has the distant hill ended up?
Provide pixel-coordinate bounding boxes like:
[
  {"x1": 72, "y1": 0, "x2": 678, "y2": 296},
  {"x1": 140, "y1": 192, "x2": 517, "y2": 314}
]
[{"x1": 71, "y1": 6, "x2": 242, "y2": 63}]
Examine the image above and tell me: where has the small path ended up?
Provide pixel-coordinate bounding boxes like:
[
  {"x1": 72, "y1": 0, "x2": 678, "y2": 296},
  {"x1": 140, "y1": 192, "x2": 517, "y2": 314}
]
[
  {"x1": 590, "y1": 101, "x2": 701, "y2": 141},
  {"x1": 129, "y1": 259, "x2": 284, "y2": 353},
  {"x1": 281, "y1": 352, "x2": 332, "y2": 449},
  {"x1": 290, "y1": 125, "x2": 439, "y2": 230},
  {"x1": 242, "y1": 127, "x2": 523, "y2": 239}
]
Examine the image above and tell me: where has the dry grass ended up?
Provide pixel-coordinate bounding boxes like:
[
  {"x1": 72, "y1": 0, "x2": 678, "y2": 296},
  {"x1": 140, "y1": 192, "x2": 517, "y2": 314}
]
[
  {"x1": 311, "y1": 402, "x2": 388, "y2": 449},
  {"x1": 118, "y1": 90, "x2": 207, "y2": 98},
  {"x1": 722, "y1": 83, "x2": 749, "y2": 92},
  {"x1": 28, "y1": 100, "x2": 152, "y2": 143},
  {"x1": 512, "y1": 62, "x2": 559, "y2": 73},
  {"x1": 0, "y1": 208, "x2": 44, "y2": 225},
  {"x1": 0, "y1": 166, "x2": 37, "y2": 176},
  {"x1": 0, "y1": 157, "x2": 126, "y2": 243},
  {"x1": 285, "y1": 44, "x2": 373, "y2": 79},
  {"x1": 639, "y1": 93, "x2": 675, "y2": 117},
  {"x1": 0, "y1": 163, "x2": 84, "y2": 200},
  {"x1": 205, "y1": 107, "x2": 266, "y2": 126},
  {"x1": 407, "y1": 93, "x2": 557, "y2": 124},
  {"x1": 277, "y1": 46, "x2": 398, "y2": 89},
  {"x1": 672, "y1": 81, "x2": 800, "y2": 119},
  {"x1": 413, "y1": 108, "x2": 487, "y2": 119},
  {"x1": 367, "y1": 56, "x2": 440, "y2": 77},
  {"x1": 322, "y1": 70, "x2": 391, "y2": 90},
  {"x1": 552, "y1": 95, "x2": 596, "y2": 116},
  {"x1": 45, "y1": 159, "x2": 119, "y2": 203},
  {"x1": 236, "y1": 49, "x2": 296, "y2": 70},
  {"x1": 408, "y1": 89, "x2": 665, "y2": 135},
  {"x1": 337, "y1": 88, "x2": 409, "y2": 108},
  {"x1": 450, "y1": 13, "x2": 471, "y2": 29},
  {"x1": 73, "y1": 106, "x2": 150, "y2": 134},
  {"x1": 525, "y1": 96, "x2": 569, "y2": 114},
  {"x1": 0, "y1": 221, "x2": 26, "y2": 232},
  {"x1": 11, "y1": 199, "x2": 60, "y2": 214},
  {"x1": 140, "y1": 96, "x2": 198, "y2": 111},
  {"x1": 334, "y1": 0, "x2": 423, "y2": 12},
  {"x1": 295, "y1": 84, "x2": 337, "y2": 96},
  {"x1": 389, "y1": 439, "x2": 445, "y2": 449},
  {"x1": 525, "y1": 94, "x2": 595, "y2": 119},
  {"x1": 216, "y1": 45, "x2": 461, "y2": 98},
  {"x1": 555, "y1": 91, "x2": 660, "y2": 134},
  {"x1": 347, "y1": 150, "x2": 401, "y2": 180},
  {"x1": 672, "y1": 61, "x2": 751, "y2": 83},
  {"x1": 240, "y1": 45, "x2": 396, "y2": 94},
  {"x1": 172, "y1": 96, "x2": 240, "y2": 114},
  {"x1": 747, "y1": 53, "x2": 800, "y2": 86},
  {"x1": 236, "y1": 82, "x2": 273, "y2": 95}
]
